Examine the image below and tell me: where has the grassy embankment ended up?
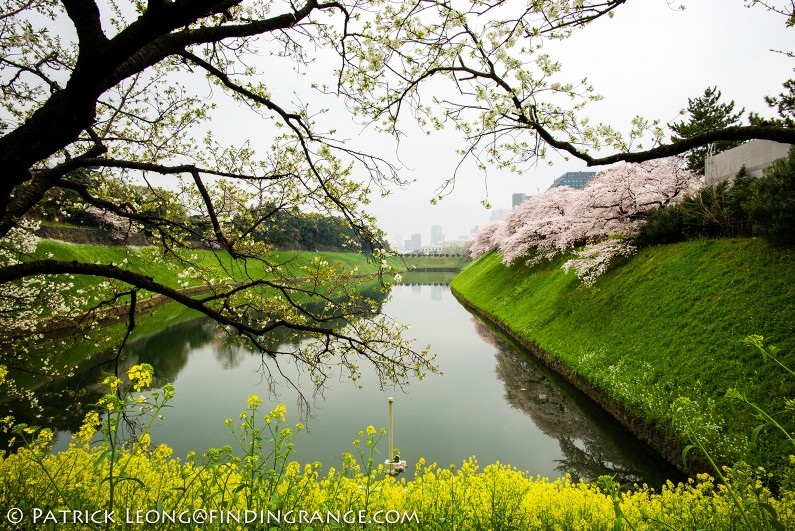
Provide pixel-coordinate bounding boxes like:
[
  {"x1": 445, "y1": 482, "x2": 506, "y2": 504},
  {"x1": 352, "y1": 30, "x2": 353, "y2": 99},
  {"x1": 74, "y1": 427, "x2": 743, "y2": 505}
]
[
  {"x1": 15, "y1": 241, "x2": 404, "y2": 387},
  {"x1": 451, "y1": 238, "x2": 795, "y2": 475},
  {"x1": 397, "y1": 255, "x2": 468, "y2": 270},
  {"x1": 35, "y1": 240, "x2": 402, "y2": 292}
]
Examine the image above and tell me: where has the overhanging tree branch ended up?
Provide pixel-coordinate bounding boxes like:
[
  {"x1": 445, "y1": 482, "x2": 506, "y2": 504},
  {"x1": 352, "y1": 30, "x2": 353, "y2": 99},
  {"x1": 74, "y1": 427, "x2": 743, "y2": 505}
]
[
  {"x1": 0, "y1": 260, "x2": 362, "y2": 341},
  {"x1": 529, "y1": 122, "x2": 795, "y2": 166}
]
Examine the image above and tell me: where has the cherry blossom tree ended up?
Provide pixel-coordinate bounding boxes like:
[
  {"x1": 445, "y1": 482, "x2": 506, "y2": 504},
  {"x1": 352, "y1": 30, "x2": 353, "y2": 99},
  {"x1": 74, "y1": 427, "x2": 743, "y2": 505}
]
[
  {"x1": 465, "y1": 221, "x2": 502, "y2": 260},
  {"x1": 469, "y1": 158, "x2": 701, "y2": 285}
]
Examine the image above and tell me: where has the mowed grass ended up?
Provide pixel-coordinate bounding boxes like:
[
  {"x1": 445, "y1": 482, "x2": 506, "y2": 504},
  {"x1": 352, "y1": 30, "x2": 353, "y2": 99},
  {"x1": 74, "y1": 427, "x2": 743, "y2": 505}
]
[
  {"x1": 15, "y1": 241, "x2": 401, "y2": 388},
  {"x1": 398, "y1": 255, "x2": 469, "y2": 269},
  {"x1": 32, "y1": 240, "x2": 403, "y2": 296},
  {"x1": 452, "y1": 238, "x2": 795, "y2": 473}
]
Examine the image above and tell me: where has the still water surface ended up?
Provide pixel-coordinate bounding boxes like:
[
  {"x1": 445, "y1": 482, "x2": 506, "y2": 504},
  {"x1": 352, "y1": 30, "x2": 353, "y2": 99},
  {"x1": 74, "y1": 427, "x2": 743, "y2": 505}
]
[{"x1": 52, "y1": 276, "x2": 679, "y2": 485}]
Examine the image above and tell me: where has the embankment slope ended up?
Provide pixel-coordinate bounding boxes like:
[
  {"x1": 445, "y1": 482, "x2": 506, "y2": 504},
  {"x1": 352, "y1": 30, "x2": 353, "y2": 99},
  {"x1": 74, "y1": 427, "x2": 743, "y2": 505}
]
[{"x1": 451, "y1": 238, "x2": 795, "y2": 474}]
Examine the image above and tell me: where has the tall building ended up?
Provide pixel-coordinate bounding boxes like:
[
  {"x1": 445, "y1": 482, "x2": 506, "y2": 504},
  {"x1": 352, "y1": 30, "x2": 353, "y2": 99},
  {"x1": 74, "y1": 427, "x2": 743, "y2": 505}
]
[
  {"x1": 512, "y1": 193, "x2": 528, "y2": 208},
  {"x1": 550, "y1": 171, "x2": 597, "y2": 191},
  {"x1": 404, "y1": 233, "x2": 422, "y2": 252},
  {"x1": 431, "y1": 225, "x2": 444, "y2": 244},
  {"x1": 490, "y1": 208, "x2": 511, "y2": 221}
]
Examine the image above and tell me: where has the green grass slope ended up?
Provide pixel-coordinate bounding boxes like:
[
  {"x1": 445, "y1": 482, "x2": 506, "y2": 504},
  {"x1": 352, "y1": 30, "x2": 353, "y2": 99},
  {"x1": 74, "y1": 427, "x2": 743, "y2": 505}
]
[
  {"x1": 34, "y1": 240, "x2": 401, "y2": 291},
  {"x1": 452, "y1": 238, "x2": 795, "y2": 474}
]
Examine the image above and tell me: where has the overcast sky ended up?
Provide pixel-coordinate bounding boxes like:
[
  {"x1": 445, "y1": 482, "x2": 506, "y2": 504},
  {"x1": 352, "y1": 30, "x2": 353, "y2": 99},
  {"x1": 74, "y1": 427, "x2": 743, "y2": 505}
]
[
  {"x1": 44, "y1": 1, "x2": 793, "y2": 248},
  {"x1": 358, "y1": 0, "x2": 794, "y2": 247}
]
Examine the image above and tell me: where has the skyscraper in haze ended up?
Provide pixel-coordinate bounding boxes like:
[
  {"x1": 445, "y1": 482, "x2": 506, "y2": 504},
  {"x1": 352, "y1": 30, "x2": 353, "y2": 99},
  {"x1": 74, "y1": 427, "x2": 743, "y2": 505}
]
[{"x1": 431, "y1": 225, "x2": 443, "y2": 244}]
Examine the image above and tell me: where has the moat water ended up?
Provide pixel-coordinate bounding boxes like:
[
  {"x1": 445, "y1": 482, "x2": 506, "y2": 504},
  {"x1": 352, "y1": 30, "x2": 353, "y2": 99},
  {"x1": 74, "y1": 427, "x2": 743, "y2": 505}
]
[{"x1": 44, "y1": 273, "x2": 680, "y2": 484}]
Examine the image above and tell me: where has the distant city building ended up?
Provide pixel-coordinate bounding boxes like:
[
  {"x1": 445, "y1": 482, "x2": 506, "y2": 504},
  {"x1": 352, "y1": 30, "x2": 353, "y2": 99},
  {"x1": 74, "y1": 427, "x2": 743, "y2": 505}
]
[
  {"x1": 512, "y1": 193, "x2": 528, "y2": 208},
  {"x1": 705, "y1": 140, "x2": 792, "y2": 186},
  {"x1": 490, "y1": 208, "x2": 511, "y2": 221},
  {"x1": 404, "y1": 233, "x2": 422, "y2": 252},
  {"x1": 470, "y1": 225, "x2": 479, "y2": 236},
  {"x1": 550, "y1": 171, "x2": 597, "y2": 191},
  {"x1": 431, "y1": 225, "x2": 444, "y2": 244},
  {"x1": 420, "y1": 242, "x2": 445, "y2": 254}
]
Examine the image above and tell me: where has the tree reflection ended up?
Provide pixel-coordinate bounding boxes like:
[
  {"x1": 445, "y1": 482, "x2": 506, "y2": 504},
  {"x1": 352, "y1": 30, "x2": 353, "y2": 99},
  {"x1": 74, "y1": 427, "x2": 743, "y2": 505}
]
[
  {"x1": 6, "y1": 283, "x2": 393, "y2": 444},
  {"x1": 471, "y1": 317, "x2": 664, "y2": 485}
]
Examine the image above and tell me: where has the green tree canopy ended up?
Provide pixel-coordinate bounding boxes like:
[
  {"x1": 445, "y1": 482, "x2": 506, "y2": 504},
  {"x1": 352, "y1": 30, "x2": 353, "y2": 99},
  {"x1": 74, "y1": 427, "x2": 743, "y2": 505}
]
[{"x1": 670, "y1": 87, "x2": 745, "y2": 174}]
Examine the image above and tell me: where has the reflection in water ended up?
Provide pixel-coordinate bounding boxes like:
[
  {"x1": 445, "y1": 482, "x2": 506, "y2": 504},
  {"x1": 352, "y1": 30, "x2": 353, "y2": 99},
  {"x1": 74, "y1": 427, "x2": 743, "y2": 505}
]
[
  {"x1": 17, "y1": 285, "x2": 390, "y2": 446},
  {"x1": 20, "y1": 281, "x2": 678, "y2": 487},
  {"x1": 471, "y1": 317, "x2": 676, "y2": 485},
  {"x1": 431, "y1": 285, "x2": 444, "y2": 300}
]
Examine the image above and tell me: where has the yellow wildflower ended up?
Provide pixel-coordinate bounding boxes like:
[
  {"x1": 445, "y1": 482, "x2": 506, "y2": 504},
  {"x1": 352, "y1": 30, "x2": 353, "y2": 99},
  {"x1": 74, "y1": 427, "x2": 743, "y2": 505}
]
[
  {"x1": 247, "y1": 394, "x2": 263, "y2": 410},
  {"x1": 102, "y1": 375, "x2": 121, "y2": 390},
  {"x1": 127, "y1": 364, "x2": 154, "y2": 392},
  {"x1": 75, "y1": 411, "x2": 100, "y2": 442}
]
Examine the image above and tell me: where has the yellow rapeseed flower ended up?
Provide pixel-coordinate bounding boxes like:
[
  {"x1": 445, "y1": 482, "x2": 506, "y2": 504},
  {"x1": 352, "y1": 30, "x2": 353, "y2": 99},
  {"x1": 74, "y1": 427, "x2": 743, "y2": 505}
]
[
  {"x1": 102, "y1": 375, "x2": 121, "y2": 390},
  {"x1": 247, "y1": 394, "x2": 263, "y2": 410},
  {"x1": 75, "y1": 411, "x2": 100, "y2": 442},
  {"x1": 127, "y1": 364, "x2": 154, "y2": 392}
]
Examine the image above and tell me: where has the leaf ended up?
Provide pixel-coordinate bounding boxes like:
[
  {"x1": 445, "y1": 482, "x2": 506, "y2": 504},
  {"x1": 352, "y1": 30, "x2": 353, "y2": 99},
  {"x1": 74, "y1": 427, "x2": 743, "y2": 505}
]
[
  {"x1": 682, "y1": 444, "x2": 696, "y2": 468},
  {"x1": 750, "y1": 423, "x2": 767, "y2": 444},
  {"x1": 745, "y1": 500, "x2": 786, "y2": 531},
  {"x1": 94, "y1": 449, "x2": 111, "y2": 468},
  {"x1": 101, "y1": 475, "x2": 146, "y2": 488}
]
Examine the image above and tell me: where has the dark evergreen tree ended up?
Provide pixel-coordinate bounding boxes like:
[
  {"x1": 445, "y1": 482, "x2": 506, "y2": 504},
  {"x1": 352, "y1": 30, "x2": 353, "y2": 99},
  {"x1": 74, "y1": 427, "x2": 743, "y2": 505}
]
[
  {"x1": 670, "y1": 87, "x2": 745, "y2": 174},
  {"x1": 749, "y1": 79, "x2": 795, "y2": 127}
]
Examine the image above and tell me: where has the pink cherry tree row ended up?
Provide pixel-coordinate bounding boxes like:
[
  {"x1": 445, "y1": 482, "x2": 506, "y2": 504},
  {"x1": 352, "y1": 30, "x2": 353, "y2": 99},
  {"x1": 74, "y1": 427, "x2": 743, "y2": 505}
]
[{"x1": 467, "y1": 158, "x2": 702, "y2": 285}]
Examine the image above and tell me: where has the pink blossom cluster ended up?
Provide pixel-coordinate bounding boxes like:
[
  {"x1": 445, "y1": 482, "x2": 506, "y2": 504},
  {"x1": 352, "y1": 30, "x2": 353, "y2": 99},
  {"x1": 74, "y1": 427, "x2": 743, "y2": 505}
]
[{"x1": 467, "y1": 157, "x2": 701, "y2": 285}]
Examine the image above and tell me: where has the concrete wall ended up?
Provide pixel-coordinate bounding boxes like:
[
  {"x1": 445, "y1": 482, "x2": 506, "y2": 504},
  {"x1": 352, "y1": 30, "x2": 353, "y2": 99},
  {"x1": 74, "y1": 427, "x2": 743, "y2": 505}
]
[{"x1": 705, "y1": 140, "x2": 792, "y2": 186}]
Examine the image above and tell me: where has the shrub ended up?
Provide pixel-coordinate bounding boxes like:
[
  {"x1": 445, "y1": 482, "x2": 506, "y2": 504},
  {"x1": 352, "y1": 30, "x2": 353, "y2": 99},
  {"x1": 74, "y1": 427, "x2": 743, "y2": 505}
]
[{"x1": 750, "y1": 146, "x2": 795, "y2": 245}]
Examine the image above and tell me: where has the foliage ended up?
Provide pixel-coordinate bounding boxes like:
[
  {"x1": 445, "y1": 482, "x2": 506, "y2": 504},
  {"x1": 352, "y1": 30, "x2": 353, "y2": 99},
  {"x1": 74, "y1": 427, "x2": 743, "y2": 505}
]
[
  {"x1": 673, "y1": 334, "x2": 795, "y2": 530},
  {"x1": 467, "y1": 157, "x2": 700, "y2": 285},
  {"x1": 638, "y1": 176, "x2": 756, "y2": 243},
  {"x1": 670, "y1": 87, "x2": 745, "y2": 174},
  {"x1": 638, "y1": 146, "x2": 795, "y2": 246},
  {"x1": 1, "y1": 0, "x2": 452, "y2": 400},
  {"x1": 750, "y1": 79, "x2": 795, "y2": 127},
  {"x1": 234, "y1": 208, "x2": 375, "y2": 252},
  {"x1": 339, "y1": 0, "x2": 794, "y2": 174},
  {"x1": 452, "y1": 239, "x2": 795, "y2": 477},
  {"x1": 1, "y1": 369, "x2": 794, "y2": 530},
  {"x1": 750, "y1": 146, "x2": 795, "y2": 244}
]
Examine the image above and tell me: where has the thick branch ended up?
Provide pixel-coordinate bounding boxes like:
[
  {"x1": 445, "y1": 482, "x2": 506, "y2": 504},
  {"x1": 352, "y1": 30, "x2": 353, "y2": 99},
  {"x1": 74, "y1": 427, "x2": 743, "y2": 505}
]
[
  {"x1": 0, "y1": 260, "x2": 354, "y2": 339},
  {"x1": 61, "y1": 0, "x2": 108, "y2": 51},
  {"x1": 530, "y1": 122, "x2": 795, "y2": 166}
]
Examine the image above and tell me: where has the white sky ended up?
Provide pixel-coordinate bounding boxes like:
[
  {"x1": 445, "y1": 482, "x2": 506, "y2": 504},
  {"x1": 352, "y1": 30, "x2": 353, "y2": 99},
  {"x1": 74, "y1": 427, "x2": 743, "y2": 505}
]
[
  {"x1": 358, "y1": 0, "x2": 794, "y2": 246},
  {"x1": 41, "y1": 1, "x2": 795, "y2": 247}
]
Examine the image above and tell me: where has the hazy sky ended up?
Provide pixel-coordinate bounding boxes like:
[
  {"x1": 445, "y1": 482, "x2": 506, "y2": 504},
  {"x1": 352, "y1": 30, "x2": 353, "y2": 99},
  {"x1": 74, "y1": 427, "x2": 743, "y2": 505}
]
[
  {"x1": 43, "y1": 1, "x2": 794, "y2": 247},
  {"x1": 359, "y1": 1, "x2": 794, "y2": 246}
]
